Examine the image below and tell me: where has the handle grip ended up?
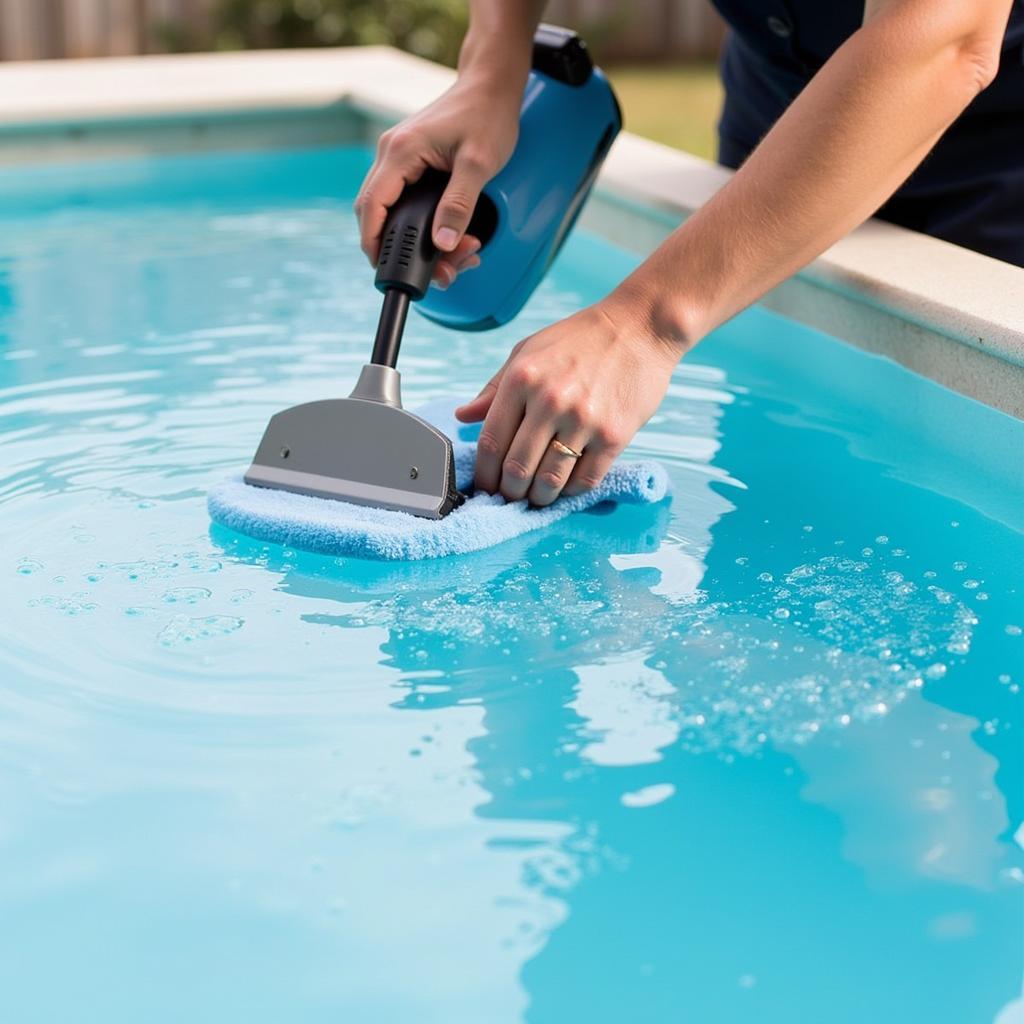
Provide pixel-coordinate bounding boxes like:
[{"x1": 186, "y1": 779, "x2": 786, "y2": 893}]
[{"x1": 374, "y1": 167, "x2": 449, "y2": 301}]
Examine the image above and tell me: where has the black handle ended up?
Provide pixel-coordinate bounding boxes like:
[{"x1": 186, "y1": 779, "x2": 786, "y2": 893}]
[
  {"x1": 374, "y1": 167, "x2": 449, "y2": 301},
  {"x1": 532, "y1": 24, "x2": 593, "y2": 86}
]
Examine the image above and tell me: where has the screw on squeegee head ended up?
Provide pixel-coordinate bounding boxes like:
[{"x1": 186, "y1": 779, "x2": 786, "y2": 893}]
[{"x1": 243, "y1": 169, "x2": 466, "y2": 520}]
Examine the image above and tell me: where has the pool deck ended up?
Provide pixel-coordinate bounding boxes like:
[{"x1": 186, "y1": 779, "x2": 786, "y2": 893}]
[{"x1": 0, "y1": 47, "x2": 1021, "y2": 418}]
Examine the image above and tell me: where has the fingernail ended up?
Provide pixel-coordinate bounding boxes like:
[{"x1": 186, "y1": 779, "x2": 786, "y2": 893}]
[{"x1": 435, "y1": 227, "x2": 458, "y2": 251}]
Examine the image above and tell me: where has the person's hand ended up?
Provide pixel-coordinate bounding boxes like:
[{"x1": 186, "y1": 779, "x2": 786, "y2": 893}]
[
  {"x1": 455, "y1": 294, "x2": 682, "y2": 506},
  {"x1": 354, "y1": 75, "x2": 521, "y2": 288}
]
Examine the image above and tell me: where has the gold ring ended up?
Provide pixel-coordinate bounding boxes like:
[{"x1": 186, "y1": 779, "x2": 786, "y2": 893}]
[{"x1": 550, "y1": 438, "x2": 582, "y2": 459}]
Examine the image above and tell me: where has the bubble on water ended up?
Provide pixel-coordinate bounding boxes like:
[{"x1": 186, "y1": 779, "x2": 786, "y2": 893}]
[
  {"x1": 323, "y1": 783, "x2": 390, "y2": 829},
  {"x1": 952, "y1": 561, "x2": 967, "y2": 572},
  {"x1": 187, "y1": 555, "x2": 223, "y2": 574},
  {"x1": 773, "y1": 608, "x2": 790, "y2": 620},
  {"x1": 1007, "y1": 625, "x2": 1022, "y2": 637},
  {"x1": 158, "y1": 614, "x2": 243, "y2": 646},
  {"x1": 621, "y1": 783, "x2": 675, "y2": 809},
  {"x1": 875, "y1": 535, "x2": 889, "y2": 545},
  {"x1": 162, "y1": 587, "x2": 212, "y2": 605},
  {"x1": 757, "y1": 572, "x2": 773, "y2": 583},
  {"x1": 735, "y1": 556, "x2": 748, "y2": 566},
  {"x1": 16, "y1": 558, "x2": 44, "y2": 576},
  {"x1": 107, "y1": 559, "x2": 179, "y2": 583},
  {"x1": 962, "y1": 579, "x2": 980, "y2": 590},
  {"x1": 861, "y1": 547, "x2": 874, "y2": 557},
  {"x1": 31, "y1": 593, "x2": 98, "y2": 616}
]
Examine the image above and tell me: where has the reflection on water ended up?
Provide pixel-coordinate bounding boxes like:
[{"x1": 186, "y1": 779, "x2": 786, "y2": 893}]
[{"x1": 0, "y1": 145, "x2": 1020, "y2": 1023}]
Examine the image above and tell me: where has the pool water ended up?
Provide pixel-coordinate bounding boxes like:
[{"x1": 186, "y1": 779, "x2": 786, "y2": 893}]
[{"x1": 0, "y1": 144, "x2": 1021, "y2": 1024}]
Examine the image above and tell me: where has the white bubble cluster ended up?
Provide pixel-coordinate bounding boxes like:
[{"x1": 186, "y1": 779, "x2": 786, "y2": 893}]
[
  {"x1": 339, "y1": 542, "x2": 980, "y2": 755},
  {"x1": 158, "y1": 614, "x2": 244, "y2": 647}
]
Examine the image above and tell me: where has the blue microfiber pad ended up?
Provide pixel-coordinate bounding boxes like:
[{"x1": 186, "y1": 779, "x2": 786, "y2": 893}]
[{"x1": 207, "y1": 399, "x2": 669, "y2": 561}]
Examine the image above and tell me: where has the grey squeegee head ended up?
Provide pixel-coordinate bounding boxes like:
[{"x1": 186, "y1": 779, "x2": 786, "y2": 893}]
[
  {"x1": 245, "y1": 171, "x2": 465, "y2": 520},
  {"x1": 244, "y1": 365, "x2": 464, "y2": 520}
]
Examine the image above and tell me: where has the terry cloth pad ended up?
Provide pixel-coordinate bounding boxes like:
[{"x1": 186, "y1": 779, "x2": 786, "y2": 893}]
[{"x1": 207, "y1": 399, "x2": 669, "y2": 561}]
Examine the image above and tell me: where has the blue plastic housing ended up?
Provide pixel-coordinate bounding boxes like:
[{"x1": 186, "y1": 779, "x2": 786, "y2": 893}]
[{"x1": 414, "y1": 66, "x2": 621, "y2": 332}]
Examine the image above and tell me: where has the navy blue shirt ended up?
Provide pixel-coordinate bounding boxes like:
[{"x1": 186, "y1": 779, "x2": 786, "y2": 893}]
[{"x1": 712, "y1": 1, "x2": 1024, "y2": 265}]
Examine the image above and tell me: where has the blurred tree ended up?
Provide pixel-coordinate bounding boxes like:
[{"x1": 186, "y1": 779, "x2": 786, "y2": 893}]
[{"x1": 163, "y1": 0, "x2": 469, "y2": 65}]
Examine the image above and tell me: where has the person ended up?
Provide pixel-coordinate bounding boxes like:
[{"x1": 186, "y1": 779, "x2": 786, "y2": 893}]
[{"x1": 355, "y1": 1, "x2": 1021, "y2": 508}]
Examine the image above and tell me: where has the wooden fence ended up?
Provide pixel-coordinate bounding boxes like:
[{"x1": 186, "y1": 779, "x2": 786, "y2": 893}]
[{"x1": 0, "y1": 0, "x2": 723, "y2": 62}]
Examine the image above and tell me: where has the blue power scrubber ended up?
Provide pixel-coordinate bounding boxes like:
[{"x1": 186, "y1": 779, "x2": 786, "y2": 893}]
[{"x1": 210, "y1": 26, "x2": 649, "y2": 557}]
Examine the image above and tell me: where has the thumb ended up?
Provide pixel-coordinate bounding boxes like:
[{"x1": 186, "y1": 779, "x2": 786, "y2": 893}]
[
  {"x1": 458, "y1": 338, "x2": 527, "y2": 420},
  {"x1": 432, "y1": 149, "x2": 490, "y2": 253},
  {"x1": 455, "y1": 373, "x2": 503, "y2": 423}
]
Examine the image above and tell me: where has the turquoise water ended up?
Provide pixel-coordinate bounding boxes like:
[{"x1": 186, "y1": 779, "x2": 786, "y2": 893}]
[{"x1": 0, "y1": 144, "x2": 1021, "y2": 1023}]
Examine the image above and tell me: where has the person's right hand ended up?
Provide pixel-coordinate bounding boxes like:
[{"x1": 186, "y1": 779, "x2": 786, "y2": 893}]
[{"x1": 355, "y1": 75, "x2": 521, "y2": 288}]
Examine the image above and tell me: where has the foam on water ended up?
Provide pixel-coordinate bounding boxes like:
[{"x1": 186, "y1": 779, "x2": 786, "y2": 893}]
[{"x1": 0, "y1": 145, "x2": 1021, "y2": 1024}]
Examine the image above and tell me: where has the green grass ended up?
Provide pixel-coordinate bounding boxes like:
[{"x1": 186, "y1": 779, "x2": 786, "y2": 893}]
[{"x1": 604, "y1": 62, "x2": 723, "y2": 161}]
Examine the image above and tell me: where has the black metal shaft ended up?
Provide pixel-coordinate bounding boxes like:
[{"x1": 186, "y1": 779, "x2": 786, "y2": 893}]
[{"x1": 370, "y1": 287, "x2": 410, "y2": 368}]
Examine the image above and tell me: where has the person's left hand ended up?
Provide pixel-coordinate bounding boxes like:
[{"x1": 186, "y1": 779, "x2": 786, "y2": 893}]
[{"x1": 455, "y1": 296, "x2": 681, "y2": 506}]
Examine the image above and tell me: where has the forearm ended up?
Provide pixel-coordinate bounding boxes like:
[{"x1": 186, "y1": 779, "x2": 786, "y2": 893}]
[
  {"x1": 617, "y1": 0, "x2": 1009, "y2": 350},
  {"x1": 458, "y1": 1, "x2": 546, "y2": 90}
]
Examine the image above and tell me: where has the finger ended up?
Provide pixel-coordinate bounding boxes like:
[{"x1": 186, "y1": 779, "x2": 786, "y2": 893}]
[
  {"x1": 562, "y1": 433, "x2": 623, "y2": 498},
  {"x1": 500, "y1": 405, "x2": 560, "y2": 503},
  {"x1": 527, "y1": 426, "x2": 589, "y2": 507},
  {"x1": 431, "y1": 235, "x2": 480, "y2": 286},
  {"x1": 455, "y1": 338, "x2": 525, "y2": 423},
  {"x1": 432, "y1": 261, "x2": 456, "y2": 290},
  {"x1": 455, "y1": 374, "x2": 501, "y2": 423},
  {"x1": 473, "y1": 380, "x2": 526, "y2": 495},
  {"x1": 355, "y1": 148, "x2": 426, "y2": 265},
  {"x1": 432, "y1": 148, "x2": 492, "y2": 252}
]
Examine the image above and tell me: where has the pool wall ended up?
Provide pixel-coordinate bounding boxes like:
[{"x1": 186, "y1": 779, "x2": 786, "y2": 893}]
[{"x1": 1, "y1": 46, "x2": 1021, "y2": 418}]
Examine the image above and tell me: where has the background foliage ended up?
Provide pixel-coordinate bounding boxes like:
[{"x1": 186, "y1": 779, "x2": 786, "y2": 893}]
[
  {"x1": 156, "y1": 0, "x2": 723, "y2": 159},
  {"x1": 165, "y1": 0, "x2": 470, "y2": 65}
]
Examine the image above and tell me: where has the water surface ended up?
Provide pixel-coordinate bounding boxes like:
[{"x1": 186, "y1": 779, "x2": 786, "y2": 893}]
[{"x1": 0, "y1": 145, "x2": 1021, "y2": 1023}]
